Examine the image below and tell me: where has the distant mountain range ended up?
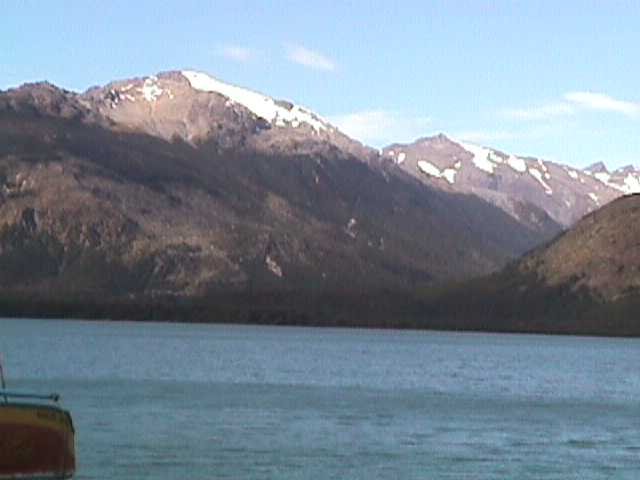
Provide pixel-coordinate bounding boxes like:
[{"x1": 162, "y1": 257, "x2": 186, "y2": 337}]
[
  {"x1": 0, "y1": 70, "x2": 637, "y2": 331},
  {"x1": 383, "y1": 135, "x2": 640, "y2": 227}
]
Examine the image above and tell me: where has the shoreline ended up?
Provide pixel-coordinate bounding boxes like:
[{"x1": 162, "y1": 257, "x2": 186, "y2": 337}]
[{"x1": 2, "y1": 295, "x2": 639, "y2": 339}]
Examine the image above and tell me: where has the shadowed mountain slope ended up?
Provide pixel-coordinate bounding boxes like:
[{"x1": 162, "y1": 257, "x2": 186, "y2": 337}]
[{"x1": 0, "y1": 76, "x2": 556, "y2": 318}]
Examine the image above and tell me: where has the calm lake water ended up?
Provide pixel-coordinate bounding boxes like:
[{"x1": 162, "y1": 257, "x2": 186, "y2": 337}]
[{"x1": 1, "y1": 318, "x2": 639, "y2": 479}]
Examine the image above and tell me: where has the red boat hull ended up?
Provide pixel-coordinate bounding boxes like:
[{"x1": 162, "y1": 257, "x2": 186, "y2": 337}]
[{"x1": 0, "y1": 403, "x2": 75, "y2": 479}]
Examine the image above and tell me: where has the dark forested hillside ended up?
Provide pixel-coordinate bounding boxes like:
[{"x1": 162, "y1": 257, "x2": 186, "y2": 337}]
[{"x1": 416, "y1": 195, "x2": 640, "y2": 336}]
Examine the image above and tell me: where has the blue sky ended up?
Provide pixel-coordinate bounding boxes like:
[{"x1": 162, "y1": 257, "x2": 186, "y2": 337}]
[{"x1": 2, "y1": 0, "x2": 639, "y2": 168}]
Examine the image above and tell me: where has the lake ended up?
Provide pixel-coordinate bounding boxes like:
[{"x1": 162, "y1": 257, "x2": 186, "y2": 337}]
[{"x1": 1, "y1": 318, "x2": 639, "y2": 479}]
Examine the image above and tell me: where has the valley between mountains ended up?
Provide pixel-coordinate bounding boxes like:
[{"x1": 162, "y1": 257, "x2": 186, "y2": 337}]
[{"x1": 1, "y1": 71, "x2": 638, "y2": 334}]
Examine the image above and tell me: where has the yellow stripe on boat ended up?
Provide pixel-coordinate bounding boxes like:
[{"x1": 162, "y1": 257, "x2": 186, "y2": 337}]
[{"x1": 0, "y1": 405, "x2": 73, "y2": 434}]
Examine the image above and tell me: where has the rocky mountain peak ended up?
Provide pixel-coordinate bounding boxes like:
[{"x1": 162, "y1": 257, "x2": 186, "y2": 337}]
[
  {"x1": 418, "y1": 133, "x2": 451, "y2": 145},
  {"x1": 0, "y1": 81, "x2": 97, "y2": 121},
  {"x1": 382, "y1": 135, "x2": 640, "y2": 227},
  {"x1": 585, "y1": 161, "x2": 608, "y2": 174},
  {"x1": 180, "y1": 70, "x2": 334, "y2": 134},
  {"x1": 76, "y1": 70, "x2": 376, "y2": 161},
  {"x1": 79, "y1": 70, "x2": 337, "y2": 135},
  {"x1": 615, "y1": 164, "x2": 637, "y2": 175}
]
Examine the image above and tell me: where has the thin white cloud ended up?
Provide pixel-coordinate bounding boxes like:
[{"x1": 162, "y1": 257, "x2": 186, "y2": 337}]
[
  {"x1": 328, "y1": 110, "x2": 431, "y2": 147},
  {"x1": 286, "y1": 45, "x2": 335, "y2": 71},
  {"x1": 500, "y1": 102, "x2": 575, "y2": 121},
  {"x1": 564, "y1": 91, "x2": 640, "y2": 116},
  {"x1": 218, "y1": 45, "x2": 254, "y2": 63},
  {"x1": 503, "y1": 92, "x2": 640, "y2": 122}
]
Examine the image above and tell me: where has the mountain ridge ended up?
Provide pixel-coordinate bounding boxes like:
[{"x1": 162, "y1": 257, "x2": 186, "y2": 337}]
[
  {"x1": 1, "y1": 69, "x2": 637, "y2": 332},
  {"x1": 0, "y1": 72, "x2": 556, "y2": 307},
  {"x1": 383, "y1": 134, "x2": 640, "y2": 227}
]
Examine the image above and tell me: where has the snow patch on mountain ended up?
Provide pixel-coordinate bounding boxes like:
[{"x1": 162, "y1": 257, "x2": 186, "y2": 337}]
[
  {"x1": 265, "y1": 255, "x2": 283, "y2": 277},
  {"x1": 588, "y1": 168, "x2": 640, "y2": 194},
  {"x1": 456, "y1": 141, "x2": 500, "y2": 174},
  {"x1": 506, "y1": 155, "x2": 527, "y2": 173},
  {"x1": 537, "y1": 159, "x2": 548, "y2": 173},
  {"x1": 442, "y1": 168, "x2": 457, "y2": 184},
  {"x1": 622, "y1": 174, "x2": 640, "y2": 193},
  {"x1": 529, "y1": 168, "x2": 553, "y2": 195},
  {"x1": 417, "y1": 160, "x2": 440, "y2": 177},
  {"x1": 565, "y1": 168, "x2": 579, "y2": 180},
  {"x1": 141, "y1": 77, "x2": 163, "y2": 102},
  {"x1": 594, "y1": 172, "x2": 611, "y2": 184},
  {"x1": 417, "y1": 160, "x2": 456, "y2": 184},
  {"x1": 182, "y1": 70, "x2": 330, "y2": 133},
  {"x1": 345, "y1": 218, "x2": 358, "y2": 238}
]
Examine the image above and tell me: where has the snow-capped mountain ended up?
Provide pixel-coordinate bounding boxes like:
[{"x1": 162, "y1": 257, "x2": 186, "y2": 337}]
[
  {"x1": 181, "y1": 70, "x2": 331, "y2": 132},
  {"x1": 84, "y1": 70, "x2": 332, "y2": 133},
  {"x1": 583, "y1": 162, "x2": 640, "y2": 195},
  {"x1": 81, "y1": 70, "x2": 375, "y2": 161},
  {"x1": 383, "y1": 134, "x2": 639, "y2": 227},
  {"x1": 80, "y1": 70, "x2": 636, "y2": 230},
  {"x1": 2, "y1": 68, "x2": 639, "y2": 329},
  {"x1": 0, "y1": 72, "x2": 560, "y2": 311}
]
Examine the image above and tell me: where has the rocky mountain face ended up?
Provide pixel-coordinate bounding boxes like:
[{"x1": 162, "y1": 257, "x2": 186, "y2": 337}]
[
  {"x1": 81, "y1": 71, "x2": 376, "y2": 161},
  {"x1": 383, "y1": 134, "x2": 640, "y2": 227},
  {"x1": 419, "y1": 195, "x2": 640, "y2": 335},
  {"x1": 0, "y1": 72, "x2": 555, "y2": 313}
]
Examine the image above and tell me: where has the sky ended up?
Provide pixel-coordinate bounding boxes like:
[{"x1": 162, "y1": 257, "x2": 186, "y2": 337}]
[{"x1": 2, "y1": 0, "x2": 639, "y2": 169}]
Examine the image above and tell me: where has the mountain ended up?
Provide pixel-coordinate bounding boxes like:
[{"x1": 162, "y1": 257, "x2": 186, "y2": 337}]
[
  {"x1": 80, "y1": 71, "x2": 376, "y2": 161},
  {"x1": 0, "y1": 71, "x2": 557, "y2": 322},
  {"x1": 585, "y1": 161, "x2": 608, "y2": 174},
  {"x1": 383, "y1": 135, "x2": 640, "y2": 227},
  {"x1": 418, "y1": 194, "x2": 640, "y2": 336}
]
